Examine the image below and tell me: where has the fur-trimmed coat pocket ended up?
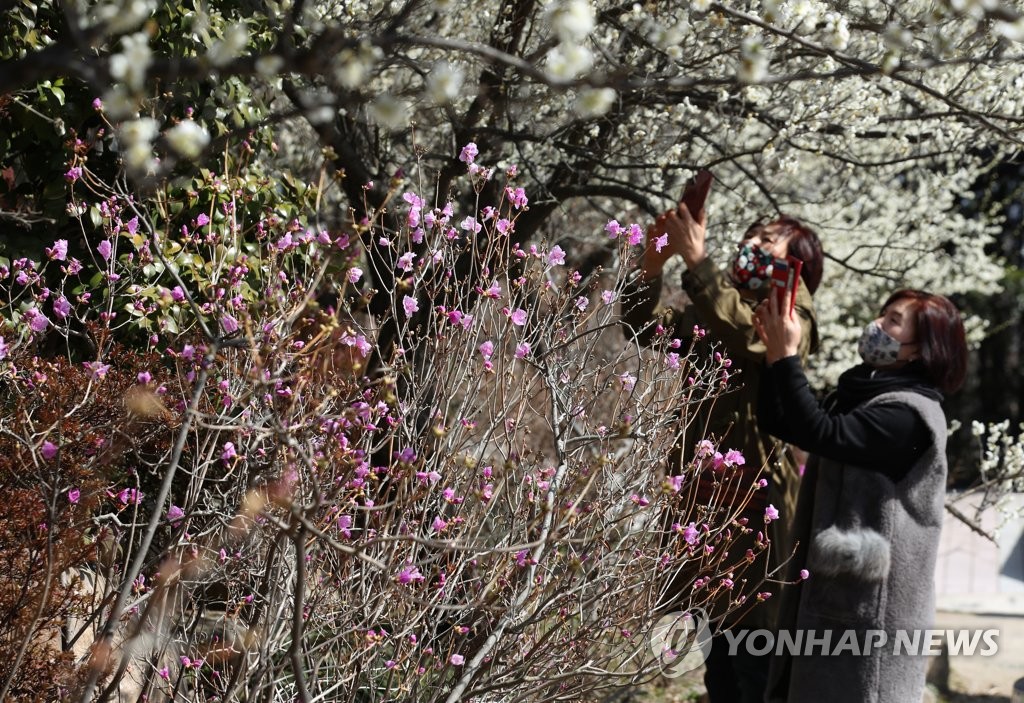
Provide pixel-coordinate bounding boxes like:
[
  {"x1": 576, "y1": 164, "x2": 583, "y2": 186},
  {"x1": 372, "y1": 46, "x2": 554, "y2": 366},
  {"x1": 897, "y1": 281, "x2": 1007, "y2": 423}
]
[{"x1": 801, "y1": 526, "x2": 890, "y2": 624}]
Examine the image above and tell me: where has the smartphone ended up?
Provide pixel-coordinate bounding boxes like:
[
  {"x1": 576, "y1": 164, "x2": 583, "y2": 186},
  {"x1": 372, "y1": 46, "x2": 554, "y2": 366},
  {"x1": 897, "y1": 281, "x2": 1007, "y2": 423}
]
[
  {"x1": 679, "y1": 170, "x2": 714, "y2": 219},
  {"x1": 770, "y1": 256, "x2": 803, "y2": 315}
]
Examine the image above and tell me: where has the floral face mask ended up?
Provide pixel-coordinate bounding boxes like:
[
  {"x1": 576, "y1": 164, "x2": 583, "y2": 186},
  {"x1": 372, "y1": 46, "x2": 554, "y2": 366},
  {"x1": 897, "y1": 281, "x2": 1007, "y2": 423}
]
[
  {"x1": 731, "y1": 243, "x2": 775, "y2": 290},
  {"x1": 857, "y1": 320, "x2": 904, "y2": 366}
]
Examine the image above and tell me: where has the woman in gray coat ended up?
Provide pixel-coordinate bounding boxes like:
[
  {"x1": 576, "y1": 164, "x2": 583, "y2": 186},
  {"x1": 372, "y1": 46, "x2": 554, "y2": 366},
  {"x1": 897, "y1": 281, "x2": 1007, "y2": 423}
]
[{"x1": 752, "y1": 289, "x2": 968, "y2": 703}]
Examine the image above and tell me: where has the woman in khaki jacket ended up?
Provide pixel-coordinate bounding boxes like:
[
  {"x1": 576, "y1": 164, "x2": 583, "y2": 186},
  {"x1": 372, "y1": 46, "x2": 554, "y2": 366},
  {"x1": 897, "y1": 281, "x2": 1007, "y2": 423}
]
[{"x1": 620, "y1": 200, "x2": 823, "y2": 703}]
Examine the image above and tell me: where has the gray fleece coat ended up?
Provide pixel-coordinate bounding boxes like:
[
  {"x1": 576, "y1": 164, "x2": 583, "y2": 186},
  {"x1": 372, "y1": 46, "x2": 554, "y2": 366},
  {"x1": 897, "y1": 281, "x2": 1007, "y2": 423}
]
[{"x1": 767, "y1": 391, "x2": 948, "y2": 703}]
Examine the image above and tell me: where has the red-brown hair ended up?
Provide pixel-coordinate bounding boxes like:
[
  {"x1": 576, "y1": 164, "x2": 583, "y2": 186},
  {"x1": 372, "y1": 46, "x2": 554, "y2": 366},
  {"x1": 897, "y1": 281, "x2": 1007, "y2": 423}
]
[
  {"x1": 881, "y1": 289, "x2": 968, "y2": 394},
  {"x1": 775, "y1": 216, "x2": 824, "y2": 294},
  {"x1": 743, "y1": 215, "x2": 825, "y2": 294}
]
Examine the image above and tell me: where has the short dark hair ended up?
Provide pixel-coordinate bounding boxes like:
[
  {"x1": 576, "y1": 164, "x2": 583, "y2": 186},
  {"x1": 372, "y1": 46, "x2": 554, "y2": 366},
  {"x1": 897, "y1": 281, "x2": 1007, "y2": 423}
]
[
  {"x1": 881, "y1": 289, "x2": 968, "y2": 394},
  {"x1": 774, "y1": 216, "x2": 824, "y2": 294}
]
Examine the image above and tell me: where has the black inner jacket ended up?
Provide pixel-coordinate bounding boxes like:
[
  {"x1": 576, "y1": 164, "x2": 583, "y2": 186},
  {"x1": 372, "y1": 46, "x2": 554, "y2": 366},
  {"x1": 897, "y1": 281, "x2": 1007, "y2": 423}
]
[{"x1": 759, "y1": 357, "x2": 942, "y2": 482}]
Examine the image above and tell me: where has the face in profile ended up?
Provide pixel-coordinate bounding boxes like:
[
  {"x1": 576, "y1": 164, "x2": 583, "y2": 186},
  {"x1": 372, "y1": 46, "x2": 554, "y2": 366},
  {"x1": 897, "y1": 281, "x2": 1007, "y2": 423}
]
[{"x1": 876, "y1": 298, "x2": 920, "y2": 363}]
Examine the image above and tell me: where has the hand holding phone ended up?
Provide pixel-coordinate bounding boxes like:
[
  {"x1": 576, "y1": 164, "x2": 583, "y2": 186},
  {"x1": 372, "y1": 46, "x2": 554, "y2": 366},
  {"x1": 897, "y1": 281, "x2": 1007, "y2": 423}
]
[{"x1": 679, "y1": 170, "x2": 714, "y2": 220}]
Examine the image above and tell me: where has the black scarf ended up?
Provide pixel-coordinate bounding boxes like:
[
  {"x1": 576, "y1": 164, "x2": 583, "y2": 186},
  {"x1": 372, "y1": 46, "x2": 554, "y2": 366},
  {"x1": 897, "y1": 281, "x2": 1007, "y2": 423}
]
[{"x1": 829, "y1": 360, "x2": 943, "y2": 414}]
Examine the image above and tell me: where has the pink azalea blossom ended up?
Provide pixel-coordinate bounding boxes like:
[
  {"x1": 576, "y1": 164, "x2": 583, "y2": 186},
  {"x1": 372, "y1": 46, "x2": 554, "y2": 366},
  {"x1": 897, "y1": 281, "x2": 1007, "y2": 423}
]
[
  {"x1": 654, "y1": 233, "x2": 669, "y2": 252},
  {"x1": 450, "y1": 654, "x2": 465, "y2": 666},
  {"x1": 800, "y1": 569, "x2": 810, "y2": 580},
  {"x1": 546, "y1": 245, "x2": 566, "y2": 266},
  {"x1": 506, "y1": 186, "x2": 528, "y2": 209},
  {"x1": 347, "y1": 267, "x2": 363, "y2": 283},
  {"x1": 53, "y1": 296, "x2": 72, "y2": 320},
  {"x1": 403, "y1": 295, "x2": 419, "y2": 316},
  {"x1": 397, "y1": 563, "x2": 424, "y2": 585},
  {"x1": 604, "y1": 220, "x2": 623, "y2": 238},
  {"x1": 118, "y1": 487, "x2": 143, "y2": 505},
  {"x1": 46, "y1": 239, "x2": 68, "y2": 261},
  {"x1": 67, "y1": 488, "x2": 81, "y2": 504},
  {"x1": 479, "y1": 341, "x2": 494, "y2": 360},
  {"x1": 84, "y1": 361, "x2": 110, "y2": 380},
  {"x1": 694, "y1": 439, "x2": 715, "y2": 458},
  {"x1": 196, "y1": 213, "x2": 210, "y2": 227},
  {"x1": 619, "y1": 372, "x2": 636, "y2": 391},
  {"x1": 460, "y1": 216, "x2": 482, "y2": 234},
  {"x1": 764, "y1": 504, "x2": 779, "y2": 523},
  {"x1": 681, "y1": 522, "x2": 699, "y2": 544},
  {"x1": 221, "y1": 314, "x2": 239, "y2": 334},
  {"x1": 167, "y1": 505, "x2": 185, "y2": 524},
  {"x1": 627, "y1": 224, "x2": 644, "y2": 246},
  {"x1": 41, "y1": 440, "x2": 58, "y2": 461},
  {"x1": 337, "y1": 514, "x2": 352, "y2": 539},
  {"x1": 601, "y1": 290, "x2": 616, "y2": 305},
  {"x1": 575, "y1": 296, "x2": 589, "y2": 311},
  {"x1": 397, "y1": 252, "x2": 416, "y2": 272},
  {"x1": 65, "y1": 167, "x2": 82, "y2": 182},
  {"x1": 25, "y1": 308, "x2": 49, "y2": 333},
  {"x1": 723, "y1": 449, "x2": 745, "y2": 467},
  {"x1": 97, "y1": 240, "x2": 112, "y2": 261},
  {"x1": 515, "y1": 342, "x2": 531, "y2": 359},
  {"x1": 459, "y1": 142, "x2": 478, "y2": 165},
  {"x1": 509, "y1": 309, "x2": 527, "y2": 326},
  {"x1": 222, "y1": 442, "x2": 237, "y2": 462}
]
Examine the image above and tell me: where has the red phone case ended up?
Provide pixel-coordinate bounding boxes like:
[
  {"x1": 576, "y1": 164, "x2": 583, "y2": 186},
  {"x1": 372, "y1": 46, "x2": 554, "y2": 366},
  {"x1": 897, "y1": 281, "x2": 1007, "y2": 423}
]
[
  {"x1": 770, "y1": 256, "x2": 802, "y2": 314},
  {"x1": 680, "y1": 170, "x2": 714, "y2": 219}
]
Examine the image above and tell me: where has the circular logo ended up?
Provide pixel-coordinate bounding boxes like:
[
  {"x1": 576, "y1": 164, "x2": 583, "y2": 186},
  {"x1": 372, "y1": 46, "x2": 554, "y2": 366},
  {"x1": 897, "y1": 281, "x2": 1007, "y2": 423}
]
[{"x1": 648, "y1": 608, "x2": 712, "y2": 678}]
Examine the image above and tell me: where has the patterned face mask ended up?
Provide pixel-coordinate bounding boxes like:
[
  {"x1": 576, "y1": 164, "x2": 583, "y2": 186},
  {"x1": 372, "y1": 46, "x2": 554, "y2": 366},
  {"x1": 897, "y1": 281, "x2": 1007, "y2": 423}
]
[
  {"x1": 731, "y1": 243, "x2": 775, "y2": 290},
  {"x1": 857, "y1": 320, "x2": 904, "y2": 366}
]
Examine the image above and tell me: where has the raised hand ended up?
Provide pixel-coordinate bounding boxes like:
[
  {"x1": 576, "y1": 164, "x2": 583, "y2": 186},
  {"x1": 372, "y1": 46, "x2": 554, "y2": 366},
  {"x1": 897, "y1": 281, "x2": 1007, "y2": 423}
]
[
  {"x1": 753, "y1": 290, "x2": 802, "y2": 364},
  {"x1": 662, "y1": 202, "x2": 707, "y2": 269}
]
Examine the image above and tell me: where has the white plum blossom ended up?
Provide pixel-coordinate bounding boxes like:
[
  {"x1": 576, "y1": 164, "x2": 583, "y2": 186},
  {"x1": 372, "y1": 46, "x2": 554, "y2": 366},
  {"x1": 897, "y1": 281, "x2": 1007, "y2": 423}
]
[
  {"x1": 108, "y1": 32, "x2": 151, "y2": 91},
  {"x1": 574, "y1": 88, "x2": 616, "y2": 118},
  {"x1": 995, "y1": 18, "x2": 1024, "y2": 42},
  {"x1": 165, "y1": 120, "x2": 211, "y2": 159},
  {"x1": 333, "y1": 44, "x2": 382, "y2": 89},
  {"x1": 256, "y1": 54, "x2": 285, "y2": 77},
  {"x1": 119, "y1": 117, "x2": 159, "y2": 145},
  {"x1": 92, "y1": 0, "x2": 156, "y2": 34},
  {"x1": 647, "y1": 17, "x2": 691, "y2": 53},
  {"x1": 367, "y1": 95, "x2": 411, "y2": 131},
  {"x1": 100, "y1": 85, "x2": 138, "y2": 120},
  {"x1": 207, "y1": 22, "x2": 249, "y2": 67},
  {"x1": 118, "y1": 117, "x2": 159, "y2": 170},
  {"x1": 547, "y1": 0, "x2": 596, "y2": 42},
  {"x1": 737, "y1": 34, "x2": 771, "y2": 83},
  {"x1": 426, "y1": 61, "x2": 465, "y2": 104},
  {"x1": 545, "y1": 44, "x2": 594, "y2": 81},
  {"x1": 823, "y1": 12, "x2": 851, "y2": 51}
]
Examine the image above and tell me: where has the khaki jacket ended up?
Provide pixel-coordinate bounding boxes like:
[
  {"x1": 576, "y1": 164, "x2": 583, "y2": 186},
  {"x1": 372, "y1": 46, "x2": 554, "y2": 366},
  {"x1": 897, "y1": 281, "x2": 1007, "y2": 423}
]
[{"x1": 620, "y1": 257, "x2": 819, "y2": 626}]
